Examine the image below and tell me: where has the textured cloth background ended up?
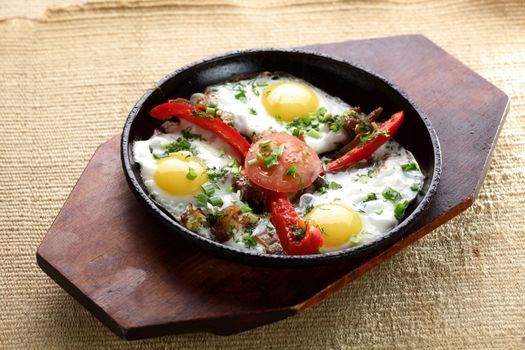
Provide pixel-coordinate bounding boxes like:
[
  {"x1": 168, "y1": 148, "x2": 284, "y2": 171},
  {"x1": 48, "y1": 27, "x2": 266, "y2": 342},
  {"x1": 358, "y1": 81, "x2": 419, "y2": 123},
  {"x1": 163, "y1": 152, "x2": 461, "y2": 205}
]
[{"x1": 0, "y1": 0, "x2": 524, "y2": 349}]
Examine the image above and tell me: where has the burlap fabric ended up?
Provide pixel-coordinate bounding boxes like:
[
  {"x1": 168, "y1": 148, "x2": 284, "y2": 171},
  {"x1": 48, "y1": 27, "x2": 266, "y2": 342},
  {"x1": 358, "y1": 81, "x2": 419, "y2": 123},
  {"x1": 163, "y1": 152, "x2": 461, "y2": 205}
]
[{"x1": 0, "y1": 0, "x2": 523, "y2": 348}]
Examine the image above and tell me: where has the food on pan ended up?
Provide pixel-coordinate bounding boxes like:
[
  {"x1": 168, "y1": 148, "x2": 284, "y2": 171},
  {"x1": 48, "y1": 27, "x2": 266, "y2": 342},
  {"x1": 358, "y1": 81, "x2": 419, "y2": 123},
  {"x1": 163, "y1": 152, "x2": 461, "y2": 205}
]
[{"x1": 132, "y1": 72, "x2": 425, "y2": 255}]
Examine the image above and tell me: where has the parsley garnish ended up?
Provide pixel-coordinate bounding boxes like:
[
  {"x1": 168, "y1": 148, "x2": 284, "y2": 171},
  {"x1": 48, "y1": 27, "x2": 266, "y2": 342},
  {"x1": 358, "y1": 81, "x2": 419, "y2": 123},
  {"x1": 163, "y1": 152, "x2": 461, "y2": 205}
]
[
  {"x1": 186, "y1": 167, "x2": 198, "y2": 180},
  {"x1": 306, "y1": 129, "x2": 321, "y2": 139},
  {"x1": 410, "y1": 184, "x2": 420, "y2": 192},
  {"x1": 329, "y1": 181, "x2": 342, "y2": 190},
  {"x1": 382, "y1": 187, "x2": 401, "y2": 202},
  {"x1": 206, "y1": 209, "x2": 225, "y2": 224},
  {"x1": 401, "y1": 163, "x2": 417, "y2": 172},
  {"x1": 181, "y1": 128, "x2": 202, "y2": 140},
  {"x1": 256, "y1": 139, "x2": 284, "y2": 170},
  {"x1": 155, "y1": 137, "x2": 195, "y2": 158},
  {"x1": 201, "y1": 182, "x2": 216, "y2": 196},
  {"x1": 292, "y1": 225, "x2": 305, "y2": 240},
  {"x1": 208, "y1": 196, "x2": 224, "y2": 207},
  {"x1": 206, "y1": 167, "x2": 227, "y2": 180},
  {"x1": 364, "y1": 193, "x2": 377, "y2": 202},
  {"x1": 304, "y1": 205, "x2": 314, "y2": 214},
  {"x1": 240, "y1": 203, "x2": 252, "y2": 213},
  {"x1": 205, "y1": 107, "x2": 217, "y2": 116},
  {"x1": 394, "y1": 200, "x2": 410, "y2": 220},
  {"x1": 229, "y1": 160, "x2": 242, "y2": 175},
  {"x1": 286, "y1": 165, "x2": 297, "y2": 177},
  {"x1": 191, "y1": 110, "x2": 211, "y2": 118},
  {"x1": 248, "y1": 107, "x2": 257, "y2": 115},
  {"x1": 243, "y1": 234, "x2": 258, "y2": 247},
  {"x1": 232, "y1": 83, "x2": 247, "y2": 102},
  {"x1": 195, "y1": 193, "x2": 208, "y2": 207}
]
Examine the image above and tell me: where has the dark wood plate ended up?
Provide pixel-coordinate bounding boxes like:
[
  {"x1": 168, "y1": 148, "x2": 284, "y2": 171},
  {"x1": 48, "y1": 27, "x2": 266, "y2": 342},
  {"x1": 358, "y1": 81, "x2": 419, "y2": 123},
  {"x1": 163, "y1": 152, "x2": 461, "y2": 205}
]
[{"x1": 36, "y1": 35, "x2": 509, "y2": 340}]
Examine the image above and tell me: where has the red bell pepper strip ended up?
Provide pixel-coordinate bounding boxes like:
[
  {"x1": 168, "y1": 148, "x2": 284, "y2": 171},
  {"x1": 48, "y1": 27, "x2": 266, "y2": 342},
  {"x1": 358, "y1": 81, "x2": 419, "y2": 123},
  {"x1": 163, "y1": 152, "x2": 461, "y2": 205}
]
[
  {"x1": 326, "y1": 111, "x2": 404, "y2": 172},
  {"x1": 150, "y1": 101, "x2": 251, "y2": 161},
  {"x1": 266, "y1": 191, "x2": 324, "y2": 255}
]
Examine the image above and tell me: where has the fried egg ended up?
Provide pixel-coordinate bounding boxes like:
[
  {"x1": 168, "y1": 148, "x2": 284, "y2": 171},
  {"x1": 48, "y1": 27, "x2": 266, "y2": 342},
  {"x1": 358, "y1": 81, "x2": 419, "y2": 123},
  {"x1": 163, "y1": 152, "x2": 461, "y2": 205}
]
[
  {"x1": 297, "y1": 140, "x2": 425, "y2": 252},
  {"x1": 198, "y1": 72, "x2": 352, "y2": 154},
  {"x1": 132, "y1": 120, "x2": 243, "y2": 238}
]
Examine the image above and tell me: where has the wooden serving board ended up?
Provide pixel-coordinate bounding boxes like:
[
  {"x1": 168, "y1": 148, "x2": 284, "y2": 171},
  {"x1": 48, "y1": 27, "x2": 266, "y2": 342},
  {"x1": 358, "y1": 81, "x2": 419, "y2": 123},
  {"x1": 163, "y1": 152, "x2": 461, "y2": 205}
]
[{"x1": 37, "y1": 35, "x2": 509, "y2": 340}]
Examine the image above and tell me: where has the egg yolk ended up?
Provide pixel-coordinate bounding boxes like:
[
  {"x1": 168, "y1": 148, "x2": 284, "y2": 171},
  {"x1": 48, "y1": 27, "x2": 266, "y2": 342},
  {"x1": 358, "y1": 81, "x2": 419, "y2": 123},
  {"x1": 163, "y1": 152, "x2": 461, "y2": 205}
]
[
  {"x1": 305, "y1": 203, "x2": 362, "y2": 248},
  {"x1": 262, "y1": 82, "x2": 319, "y2": 122},
  {"x1": 154, "y1": 152, "x2": 208, "y2": 196}
]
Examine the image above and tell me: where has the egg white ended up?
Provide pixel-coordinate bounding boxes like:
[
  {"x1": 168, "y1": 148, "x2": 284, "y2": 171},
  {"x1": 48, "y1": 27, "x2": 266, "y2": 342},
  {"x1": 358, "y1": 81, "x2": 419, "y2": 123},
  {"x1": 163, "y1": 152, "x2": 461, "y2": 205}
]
[{"x1": 202, "y1": 73, "x2": 352, "y2": 154}]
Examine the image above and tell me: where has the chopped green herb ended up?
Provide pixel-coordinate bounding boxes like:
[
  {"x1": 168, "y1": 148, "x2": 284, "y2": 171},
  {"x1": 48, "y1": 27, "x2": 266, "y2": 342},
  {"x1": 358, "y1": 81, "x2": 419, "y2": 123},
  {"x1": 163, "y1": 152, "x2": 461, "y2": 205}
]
[
  {"x1": 191, "y1": 110, "x2": 211, "y2": 118},
  {"x1": 248, "y1": 107, "x2": 257, "y2": 115},
  {"x1": 306, "y1": 129, "x2": 321, "y2": 139},
  {"x1": 181, "y1": 128, "x2": 202, "y2": 140},
  {"x1": 290, "y1": 127, "x2": 301, "y2": 136},
  {"x1": 382, "y1": 187, "x2": 401, "y2": 202},
  {"x1": 401, "y1": 163, "x2": 418, "y2": 172},
  {"x1": 410, "y1": 184, "x2": 420, "y2": 192},
  {"x1": 186, "y1": 167, "x2": 198, "y2": 180},
  {"x1": 229, "y1": 160, "x2": 242, "y2": 175},
  {"x1": 195, "y1": 193, "x2": 208, "y2": 207},
  {"x1": 206, "y1": 167, "x2": 227, "y2": 180},
  {"x1": 263, "y1": 155, "x2": 279, "y2": 169},
  {"x1": 240, "y1": 203, "x2": 252, "y2": 213},
  {"x1": 375, "y1": 208, "x2": 384, "y2": 215},
  {"x1": 286, "y1": 164, "x2": 297, "y2": 177},
  {"x1": 205, "y1": 107, "x2": 217, "y2": 116},
  {"x1": 273, "y1": 144, "x2": 285, "y2": 157},
  {"x1": 317, "y1": 107, "x2": 327, "y2": 115},
  {"x1": 304, "y1": 205, "x2": 314, "y2": 214},
  {"x1": 259, "y1": 139, "x2": 273, "y2": 146},
  {"x1": 160, "y1": 137, "x2": 194, "y2": 155},
  {"x1": 292, "y1": 225, "x2": 305, "y2": 240},
  {"x1": 364, "y1": 193, "x2": 377, "y2": 202},
  {"x1": 201, "y1": 182, "x2": 216, "y2": 196},
  {"x1": 208, "y1": 196, "x2": 224, "y2": 207},
  {"x1": 244, "y1": 212, "x2": 259, "y2": 224},
  {"x1": 247, "y1": 158, "x2": 258, "y2": 166},
  {"x1": 206, "y1": 210, "x2": 225, "y2": 224},
  {"x1": 329, "y1": 181, "x2": 342, "y2": 190},
  {"x1": 243, "y1": 234, "x2": 258, "y2": 247},
  {"x1": 234, "y1": 88, "x2": 247, "y2": 103},
  {"x1": 226, "y1": 185, "x2": 233, "y2": 193},
  {"x1": 394, "y1": 200, "x2": 410, "y2": 220}
]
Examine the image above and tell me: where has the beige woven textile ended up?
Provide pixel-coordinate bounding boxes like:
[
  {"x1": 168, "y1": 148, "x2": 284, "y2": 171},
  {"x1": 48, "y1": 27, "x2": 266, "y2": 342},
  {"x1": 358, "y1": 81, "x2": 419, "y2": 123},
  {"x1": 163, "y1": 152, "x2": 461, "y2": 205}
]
[{"x1": 1, "y1": 0, "x2": 524, "y2": 349}]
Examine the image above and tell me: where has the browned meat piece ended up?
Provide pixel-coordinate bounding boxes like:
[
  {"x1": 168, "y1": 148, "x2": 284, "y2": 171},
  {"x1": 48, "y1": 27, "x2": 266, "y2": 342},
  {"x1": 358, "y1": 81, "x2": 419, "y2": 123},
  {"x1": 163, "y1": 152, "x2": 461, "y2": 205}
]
[
  {"x1": 339, "y1": 106, "x2": 384, "y2": 157},
  {"x1": 289, "y1": 176, "x2": 326, "y2": 202},
  {"x1": 160, "y1": 120, "x2": 180, "y2": 133},
  {"x1": 180, "y1": 205, "x2": 208, "y2": 232},
  {"x1": 365, "y1": 106, "x2": 383, "y2": 123},
  {"x1": 255, "y1": 230, "x2": 284, "y2": 255},
  {"x1": 311, "y1": 176, "x2": 327, "y2": 191},
  {"x1": 210, "y1": 205, "x2": 260, "y2": 242},
  {"x1": 232, "y1": 174, "x2": 267, "y2": 212}
]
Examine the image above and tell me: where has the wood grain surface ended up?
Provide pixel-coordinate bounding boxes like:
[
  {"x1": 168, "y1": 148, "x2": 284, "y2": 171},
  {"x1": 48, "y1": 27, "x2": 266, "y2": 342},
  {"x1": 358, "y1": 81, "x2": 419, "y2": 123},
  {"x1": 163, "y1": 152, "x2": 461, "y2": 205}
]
[{"x1": 36, "y1": 35, "x2": 509, "y2": 340}]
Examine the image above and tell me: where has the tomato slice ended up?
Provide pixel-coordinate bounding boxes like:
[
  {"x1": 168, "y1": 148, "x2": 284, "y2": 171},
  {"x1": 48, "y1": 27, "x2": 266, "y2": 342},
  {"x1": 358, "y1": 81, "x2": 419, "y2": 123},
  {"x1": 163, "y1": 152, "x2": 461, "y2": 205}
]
[{"x1": 244, "y1": 133, "x2": 322, "y2": 193}]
